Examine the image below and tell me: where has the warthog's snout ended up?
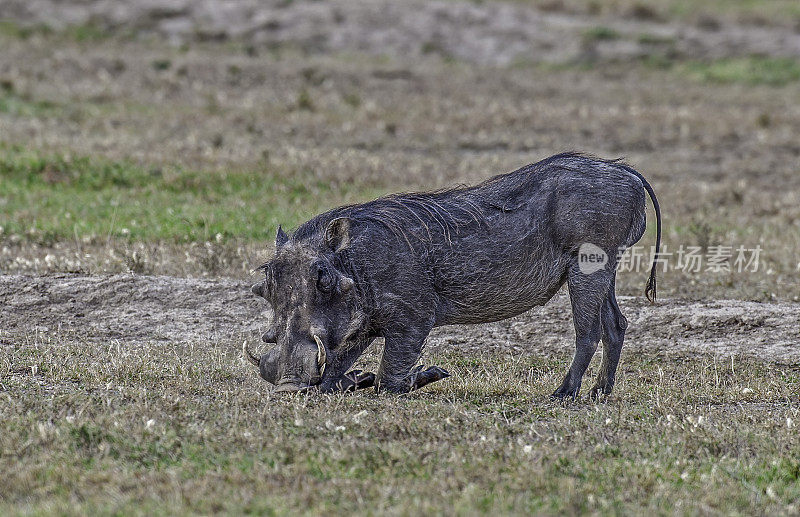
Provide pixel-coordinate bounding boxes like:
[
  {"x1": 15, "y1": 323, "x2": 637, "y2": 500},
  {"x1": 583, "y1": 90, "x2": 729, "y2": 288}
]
[
  {"x1": 273, "y1": 381, "x2": 312, "y2": 393},
  {"x1": 242, "y1": 335, "x2": 327, "y2": 393}
]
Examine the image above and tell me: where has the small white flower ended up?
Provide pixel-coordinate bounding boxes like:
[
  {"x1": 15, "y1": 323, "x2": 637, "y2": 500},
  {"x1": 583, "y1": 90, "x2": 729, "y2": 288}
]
[
  {"x1": 145, "y1": 419, "x2": 155, "y2": 430},
  {"x1": 523, "y1": 444, "x2": 533, "y2": 454},
  {"x1": 352, "y1": 410, "x2": 368, "y2": 424}
]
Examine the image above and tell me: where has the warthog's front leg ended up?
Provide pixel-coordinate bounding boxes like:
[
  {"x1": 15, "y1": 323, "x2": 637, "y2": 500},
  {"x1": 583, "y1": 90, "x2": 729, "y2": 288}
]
[
  {"x1": 376, "y1": 323, "x2": 450, "y2": 393},
  {"x1": 319, "y1": 336, "x2": 377, "y2": 393},
  {"x1": 406, "y1": 364, "x2": 450, "y2": 391},
  {"x1": 333, "y1": 370, "x2": 376, "y2": 392}
]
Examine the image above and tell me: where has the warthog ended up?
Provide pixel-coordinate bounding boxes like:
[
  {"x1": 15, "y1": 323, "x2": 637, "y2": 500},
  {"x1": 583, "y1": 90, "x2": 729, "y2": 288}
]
[{"x1": 245, "y1": 152, "x2": 661, "y2": 398}]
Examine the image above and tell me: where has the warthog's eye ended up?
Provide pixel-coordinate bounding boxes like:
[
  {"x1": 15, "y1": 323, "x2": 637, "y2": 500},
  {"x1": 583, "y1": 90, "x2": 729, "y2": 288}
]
[{"x1": 317, "y1": 266, "x2": 335, "y2": 293}]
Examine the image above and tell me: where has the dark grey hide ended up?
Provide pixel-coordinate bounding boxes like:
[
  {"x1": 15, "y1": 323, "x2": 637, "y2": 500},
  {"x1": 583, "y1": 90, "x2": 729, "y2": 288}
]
[{"x1": 245, "y1": 152, "x2": 662, "y2": 398}]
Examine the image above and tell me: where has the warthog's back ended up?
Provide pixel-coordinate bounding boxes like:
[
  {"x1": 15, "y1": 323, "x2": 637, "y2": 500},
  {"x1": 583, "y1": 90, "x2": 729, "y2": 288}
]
[{"x1": 293, "y1": 152, "x2": 650, "y2": 326}]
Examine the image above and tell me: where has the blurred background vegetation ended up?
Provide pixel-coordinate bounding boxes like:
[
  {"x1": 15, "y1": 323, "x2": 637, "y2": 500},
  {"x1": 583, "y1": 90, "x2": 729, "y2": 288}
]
[{"x1": 1, "y1": 0, "x2": 798, "y2": 298}]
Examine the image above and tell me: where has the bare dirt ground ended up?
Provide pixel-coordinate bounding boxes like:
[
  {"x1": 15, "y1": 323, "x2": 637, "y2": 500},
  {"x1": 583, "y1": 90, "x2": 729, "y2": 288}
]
[{"x1": 3, "y1": 273, "x2": 798, "y2": 365}]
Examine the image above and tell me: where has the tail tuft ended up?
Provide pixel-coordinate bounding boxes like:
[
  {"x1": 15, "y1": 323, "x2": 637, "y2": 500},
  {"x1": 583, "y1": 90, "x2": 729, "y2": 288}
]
[{"x1": 645, "y1": 265, "x2": 657, "y2": 303}]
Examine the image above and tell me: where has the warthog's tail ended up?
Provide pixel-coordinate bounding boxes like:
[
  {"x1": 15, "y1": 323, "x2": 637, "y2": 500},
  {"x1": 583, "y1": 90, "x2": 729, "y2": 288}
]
[{"x1": 617, "y1": 162, "x2": 662, "y2": 303}]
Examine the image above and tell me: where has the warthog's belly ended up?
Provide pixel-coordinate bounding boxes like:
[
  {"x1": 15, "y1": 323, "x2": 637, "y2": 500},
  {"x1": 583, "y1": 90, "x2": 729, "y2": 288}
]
[{"x1": 432, "y1": 226, "x2": 570, "y2": 326}]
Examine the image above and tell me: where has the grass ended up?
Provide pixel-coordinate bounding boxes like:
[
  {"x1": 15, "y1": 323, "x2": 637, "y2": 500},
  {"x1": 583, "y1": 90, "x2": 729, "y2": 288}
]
[
  {"x1": 0, "y1": 145, "x2": 380, "y2": 243},
  {"x1": 0, "y1": 20, "x2": 54, "y2": 40},
  {"x1": 682, "y1": 57, "x2": 800, "y2": 86},
  {"x1": 514, "y1": 0, "x2": 800, "y2": 27},
  {"x1": 1, "y1": 336, "x2": 798, "y2": 514},
  {"x1": 582, "y1": 26, "x2": 621, "y2": 42},
  {"x1": 0, "y1": 20, "x2": 114, "y2": 42},
  {"x1": 0, "y1": 81, "x2": 60, "y2": 117},
  {"x1": 631, "y1": 54, "x2": 800, "y2": 86}
]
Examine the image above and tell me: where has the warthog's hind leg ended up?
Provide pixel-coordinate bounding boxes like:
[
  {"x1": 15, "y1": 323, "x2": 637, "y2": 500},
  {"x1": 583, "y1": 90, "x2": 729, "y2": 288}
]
[
  {"x1": 552, "y1": 263, "x2": 614, "y2": 400},
  {"x1": 589, "y1": 278, "x2": 627, "y2": 400}
]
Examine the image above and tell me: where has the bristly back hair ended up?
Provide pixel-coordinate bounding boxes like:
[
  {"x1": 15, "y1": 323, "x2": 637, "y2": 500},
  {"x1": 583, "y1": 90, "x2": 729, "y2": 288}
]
[
  {"x1": 288, "y1": 151, "x2": 660, "y2": 302},
  {"x1": 291, "y1": 152, "x2": 591, "y2": 247}
]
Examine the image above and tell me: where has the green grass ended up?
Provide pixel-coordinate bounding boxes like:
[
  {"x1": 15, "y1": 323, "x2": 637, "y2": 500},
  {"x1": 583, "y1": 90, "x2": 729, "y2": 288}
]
[
  {"x1": 0, "y1": 94, "x2": 60, "y2": 117},
  {"x1": 1, "y1": 337, "x2": 798, "y2": 515},
  {"x1": 0, "y1": 146, "x2": 380, "y2": 243},
  {"x1": 519, "y1": 45, "x2": 800, "y2": 88},
  {"x1": 636, "y1": 32, "x2": 676, "y2": 45},
  {"x1": 582, "y1": 26, "x2": 621, "y2": 42},
  {"x1": 660, "y1": 0, "x2": 800, "y2": 24},
  {"x1": 682, "y1": 57, "x2": 800, "y2": 86},
  {"x1": 0, "y1": 20, "x2": 54, "y2": 40},
  {"x1": 0, "y1": 20, "x2": 114, "y2": 42},
  {"x1": 633, "y1": 55, "x2": 800, "y2": 86},
  {"x1": 512, "y1": 0, "x2": 800, "y2": 27},
  {"x1": 0, "y1": 82, "x2": 61, "y2": 117}
]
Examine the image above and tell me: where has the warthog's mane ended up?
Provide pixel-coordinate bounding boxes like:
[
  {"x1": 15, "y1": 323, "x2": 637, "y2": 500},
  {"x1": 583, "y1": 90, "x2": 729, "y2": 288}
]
[{"x1": 292, "y1": 152, "x2": 628, "y2": 251}]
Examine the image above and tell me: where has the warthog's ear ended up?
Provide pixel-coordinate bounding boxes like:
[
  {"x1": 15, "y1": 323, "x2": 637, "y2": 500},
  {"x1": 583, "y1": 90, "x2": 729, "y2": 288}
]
[
  {"x1": 275, "y1": 225, "x2": 289, "y2": 248},
  {"x1": 324, "y1": 217, "x2": 351, "y2": 252}
]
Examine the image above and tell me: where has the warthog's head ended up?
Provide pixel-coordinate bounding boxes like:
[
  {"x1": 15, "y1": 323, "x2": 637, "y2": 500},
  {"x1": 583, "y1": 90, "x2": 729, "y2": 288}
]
[{"x1": 245, "y1": 219, "x2": 367, "y2": 392}]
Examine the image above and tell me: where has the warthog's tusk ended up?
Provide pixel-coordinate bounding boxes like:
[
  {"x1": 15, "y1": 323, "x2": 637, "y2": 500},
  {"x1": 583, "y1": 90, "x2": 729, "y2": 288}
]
[
  {"x1": 242, "y1": 342, "x2": 260, "y2": 367},
  {"x1": 313, "y1": 335, "x2": 326, "y2": 377}
]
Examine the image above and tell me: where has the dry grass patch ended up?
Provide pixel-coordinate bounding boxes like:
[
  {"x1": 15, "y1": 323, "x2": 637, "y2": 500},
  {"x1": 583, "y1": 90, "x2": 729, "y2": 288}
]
[{"x1": 1, "y1": 334, "x2": 798, "y2": 514}]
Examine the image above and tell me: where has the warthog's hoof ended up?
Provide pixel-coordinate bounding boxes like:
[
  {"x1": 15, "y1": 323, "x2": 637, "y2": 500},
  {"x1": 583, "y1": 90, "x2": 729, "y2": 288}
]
[
  {"x1": 551, "y1": 382, "x2": 581, "y2": 401},
  {"x1": 407, "y1": 365, "x2": 450, "y2": 391},
  {"x1": 335, "y1": 370, "x2": 376, "y2": 392},
  {"x1": 588, "y1": 384, "x2": 613, "y2": 401}
]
